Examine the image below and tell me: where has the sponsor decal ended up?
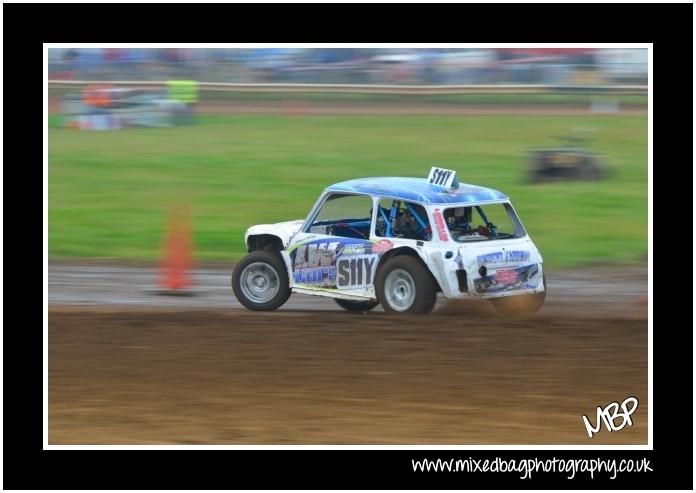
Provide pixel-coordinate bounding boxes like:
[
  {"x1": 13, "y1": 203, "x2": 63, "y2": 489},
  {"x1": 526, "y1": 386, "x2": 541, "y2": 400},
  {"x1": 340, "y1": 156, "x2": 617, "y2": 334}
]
[
  {"x1": 293, "y1": 241, "x2": 340, "y2": 270},
  {"x1": 495, "y1": 268, "x2": 518, "y2": 285},
  {"x1": 292, "y1": 240, "x2": 340, "y2": 287},
  {"x1": 477, "y1": 251, "x2": 504, "y2": 264},
  {"x1": 476, "y1": 250, "x2": 530, "y2": 265},
  {"x1": 506, "y1": 250, "x2": 530, "y2": 262},
  {"x1": 294, "y1": 266, "x2": 336, "y2": 286},
  {"x1": 474, "y1": 263, "x2": 540, "y2": 294},
  {"x1": 372, "y1": 239, "x2": 394, "y2": 254},
  {"x1": 340, "y1": 243, "x2": 366, "y2": 256},
  {"x1": 336, "y1": 254, "x2": 379, "y2": 288},
  {"x1": 291, "y1": 238, "x2": 378, "y2": 289},
  {"x1": 432, "y1": 208, "x2": 449, "y2": 241}
]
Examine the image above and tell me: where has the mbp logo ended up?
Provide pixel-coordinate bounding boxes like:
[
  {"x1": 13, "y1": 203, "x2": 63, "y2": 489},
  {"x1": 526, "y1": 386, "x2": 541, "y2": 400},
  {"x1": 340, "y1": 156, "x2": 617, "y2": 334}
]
[{"x1": 582, "y1": 396, "x2": 639, "y2": 438}]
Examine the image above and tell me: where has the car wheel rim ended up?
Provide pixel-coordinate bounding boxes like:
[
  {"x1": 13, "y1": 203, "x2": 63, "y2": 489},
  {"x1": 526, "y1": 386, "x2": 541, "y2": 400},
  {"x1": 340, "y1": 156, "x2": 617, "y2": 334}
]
[
  {"x1": 384, "y1": 268, "x2": 416, "y2": 312},
  {"x1": 240, "y1": 262, "x2": 280, "y2": 303}
]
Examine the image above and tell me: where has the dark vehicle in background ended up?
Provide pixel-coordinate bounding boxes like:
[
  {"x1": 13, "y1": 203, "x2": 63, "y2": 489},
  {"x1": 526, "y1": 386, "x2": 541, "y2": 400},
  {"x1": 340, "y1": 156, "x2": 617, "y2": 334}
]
[{"x1": 528, "y1": 136, "x2": 607, "y2": 183}]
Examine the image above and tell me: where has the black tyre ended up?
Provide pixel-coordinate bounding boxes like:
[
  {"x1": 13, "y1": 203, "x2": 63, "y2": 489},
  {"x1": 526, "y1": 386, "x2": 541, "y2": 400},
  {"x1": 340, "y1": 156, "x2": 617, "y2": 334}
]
[
  {"x1": 375, "y1": 255, "x2": 437, "y2": 314},
  {"x1": 491, "y1": 274, "x2": 546, "y2": 319},
  {"x1": 232, "y1": 250, "x2": 291, "y2": 311},
  {"x1": 334, "y1": 298, "x2": 380, "y2": 312}
]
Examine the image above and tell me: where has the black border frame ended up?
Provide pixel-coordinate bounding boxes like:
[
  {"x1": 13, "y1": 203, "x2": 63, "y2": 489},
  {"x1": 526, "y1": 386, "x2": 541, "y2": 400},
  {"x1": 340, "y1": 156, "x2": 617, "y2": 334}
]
[{"x1": 4, "y1": 2, "x2": 693, "y2": 489}]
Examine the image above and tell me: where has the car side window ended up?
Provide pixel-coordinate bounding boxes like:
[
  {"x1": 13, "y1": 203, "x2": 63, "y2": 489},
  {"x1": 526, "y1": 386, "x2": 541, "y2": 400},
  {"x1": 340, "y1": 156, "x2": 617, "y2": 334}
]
[
  {"x1": 375, "y1": 199, "x2": 432, "y2": 241},
  {"x1": 307, "y1": 193, "x2": 373, "y2": 240}
]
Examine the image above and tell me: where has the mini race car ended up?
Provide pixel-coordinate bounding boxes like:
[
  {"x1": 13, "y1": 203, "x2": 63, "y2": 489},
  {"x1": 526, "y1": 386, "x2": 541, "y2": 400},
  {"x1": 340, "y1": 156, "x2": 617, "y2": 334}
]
[{"x1": 232, "y1": 167, "x2": 546, "y2": 317}]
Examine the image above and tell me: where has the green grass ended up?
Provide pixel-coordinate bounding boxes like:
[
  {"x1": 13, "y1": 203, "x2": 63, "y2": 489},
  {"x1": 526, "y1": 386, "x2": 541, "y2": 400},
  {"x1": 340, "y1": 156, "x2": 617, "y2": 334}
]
[
  {"x1": 199, "y1": 92, "x2": 648, "y2": 107},
  {"x1": 48, "y1": 114, "x2": 647, "y2": 267}
]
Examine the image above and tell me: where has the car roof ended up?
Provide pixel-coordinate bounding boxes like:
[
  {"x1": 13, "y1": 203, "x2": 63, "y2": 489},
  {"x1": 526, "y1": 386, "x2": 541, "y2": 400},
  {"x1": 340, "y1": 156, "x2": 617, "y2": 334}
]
[{"x1": 325, "y1": 177, "x2": 508, "y2": 205}]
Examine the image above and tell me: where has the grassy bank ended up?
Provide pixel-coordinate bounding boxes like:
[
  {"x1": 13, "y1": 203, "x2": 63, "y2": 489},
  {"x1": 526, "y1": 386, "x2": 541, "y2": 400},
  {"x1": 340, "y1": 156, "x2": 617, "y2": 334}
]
[{"x1": 48, "y1": 113, "x2": 647, "y2": 267}]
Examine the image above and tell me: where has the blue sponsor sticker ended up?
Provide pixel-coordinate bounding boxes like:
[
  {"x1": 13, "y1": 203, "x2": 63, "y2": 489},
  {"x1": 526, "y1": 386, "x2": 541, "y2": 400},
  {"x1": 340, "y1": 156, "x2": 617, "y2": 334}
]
[
  {"x1": 477, "y1": 250, "x2": 530, "y2": 265},
  {"x1": 291, "y1": 238, "x2": 376, "y2": 288}
]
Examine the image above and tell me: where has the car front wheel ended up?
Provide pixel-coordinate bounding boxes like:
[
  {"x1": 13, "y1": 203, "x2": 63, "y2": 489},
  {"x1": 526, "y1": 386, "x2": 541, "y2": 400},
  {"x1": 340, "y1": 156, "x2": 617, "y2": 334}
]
[{"x1": 232, "y1": 250, "x2": 291, "y2": 311}]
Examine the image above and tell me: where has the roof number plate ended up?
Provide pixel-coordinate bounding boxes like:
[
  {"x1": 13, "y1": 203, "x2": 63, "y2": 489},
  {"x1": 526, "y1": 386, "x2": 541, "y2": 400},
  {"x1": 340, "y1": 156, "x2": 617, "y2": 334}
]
[{"x1": 427, "y1": 167, "x2": 458, "y2": 189}]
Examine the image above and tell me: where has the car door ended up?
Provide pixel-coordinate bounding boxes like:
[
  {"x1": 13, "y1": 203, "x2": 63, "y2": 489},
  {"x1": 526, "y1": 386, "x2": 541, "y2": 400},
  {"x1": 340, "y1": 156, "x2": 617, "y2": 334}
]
[{"x1": 288, "y1": 192, "x2": 379, "y2": 296}]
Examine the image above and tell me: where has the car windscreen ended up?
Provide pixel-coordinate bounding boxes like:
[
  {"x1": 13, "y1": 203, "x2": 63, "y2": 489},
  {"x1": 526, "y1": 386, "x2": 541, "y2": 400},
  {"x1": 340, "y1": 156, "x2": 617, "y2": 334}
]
[{"x1": 443, "y1": 203, "x2": 525, "y2": 242}]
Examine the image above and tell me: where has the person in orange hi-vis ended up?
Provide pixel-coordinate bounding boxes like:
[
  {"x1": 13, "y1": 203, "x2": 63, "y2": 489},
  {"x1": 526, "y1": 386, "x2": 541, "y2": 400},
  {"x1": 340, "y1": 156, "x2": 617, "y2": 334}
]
[{"x1": 82, "y1": 84, "x2": 112, "y2": 129}]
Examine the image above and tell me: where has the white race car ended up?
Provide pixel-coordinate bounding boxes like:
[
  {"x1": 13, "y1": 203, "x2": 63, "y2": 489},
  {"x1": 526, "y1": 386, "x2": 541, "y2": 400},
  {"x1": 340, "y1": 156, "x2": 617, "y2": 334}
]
[{"x1": 232, "y1": 167, "x2": 546, "y2": 317}]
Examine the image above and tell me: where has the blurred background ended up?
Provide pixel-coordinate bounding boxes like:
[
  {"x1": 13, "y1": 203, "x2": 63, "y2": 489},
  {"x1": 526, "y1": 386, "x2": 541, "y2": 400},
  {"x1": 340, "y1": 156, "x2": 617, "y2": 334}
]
[
  {"x1": 48, "y1": 47, "x2": 648, "y2": 268},
  {"x1": 49, "y1": 47, "x2": 648, "y2": 85}
]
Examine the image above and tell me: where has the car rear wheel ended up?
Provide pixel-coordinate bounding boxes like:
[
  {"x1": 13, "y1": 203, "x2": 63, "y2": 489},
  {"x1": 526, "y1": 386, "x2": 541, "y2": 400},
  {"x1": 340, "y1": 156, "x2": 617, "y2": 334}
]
[
  {"x1": 334, "y1": 298, "x2": 380, "y2": 312},
  {"x1": 490, "y1": 274, "x2": 546, "y2": 319},
  {"x1": 232, "y1": 250, "x2": 291, "y2": 311},
  {"x1": 375, "y1": 256, "x2": 437, "y2": 314}
]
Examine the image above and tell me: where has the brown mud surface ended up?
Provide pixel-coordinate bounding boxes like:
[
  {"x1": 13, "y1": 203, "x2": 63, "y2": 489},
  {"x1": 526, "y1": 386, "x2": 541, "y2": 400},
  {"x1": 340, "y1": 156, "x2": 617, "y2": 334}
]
[
  {"x1": 48, "y1": 95, "x2": 646, "y2": 116},
  {"x1": 49, "y1": 307, "x2": 647, "y2": 445}
]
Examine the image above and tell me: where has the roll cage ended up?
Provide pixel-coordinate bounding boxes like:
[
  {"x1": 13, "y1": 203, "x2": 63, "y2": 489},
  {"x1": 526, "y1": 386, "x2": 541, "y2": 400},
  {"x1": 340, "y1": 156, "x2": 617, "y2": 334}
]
[
  {"x1": 302, "y1": 191, "x2": 433, "y2": 241},
  {"x1": 301, "y1": 190, "x2": 525, "y2": 243}
]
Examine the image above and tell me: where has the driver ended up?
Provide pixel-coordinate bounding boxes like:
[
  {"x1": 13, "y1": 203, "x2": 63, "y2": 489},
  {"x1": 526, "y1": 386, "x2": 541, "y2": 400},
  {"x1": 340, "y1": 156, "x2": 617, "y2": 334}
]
[
  {"x1": 394, "y1": 203, "x2": 419, "y2": 239},
  {"x1": 445, "y1": 207, "x2": 473, "y2": 230}
]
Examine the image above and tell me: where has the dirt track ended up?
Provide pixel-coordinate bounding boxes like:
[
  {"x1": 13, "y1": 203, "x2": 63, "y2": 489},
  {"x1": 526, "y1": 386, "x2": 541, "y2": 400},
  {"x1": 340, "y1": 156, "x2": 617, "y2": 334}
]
[
  {"x1": 48, "y1": 94, "x2": 646, "y2": 117},
  {"x1": 48, "y1": 263, "x2": 648, "y2": 445},
  {"x1": 48, "y1": 263, "x2": 648, "y2": 316},
  {"x1": 49, "y1": 302, "x2": 648, "y2": 445}
]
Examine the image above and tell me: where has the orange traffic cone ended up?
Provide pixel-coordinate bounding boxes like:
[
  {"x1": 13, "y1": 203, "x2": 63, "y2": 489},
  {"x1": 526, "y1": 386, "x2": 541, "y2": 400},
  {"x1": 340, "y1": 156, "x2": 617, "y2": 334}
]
[{"x1": 155, "y1": 206, "x2": 196, "y2": 295}]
